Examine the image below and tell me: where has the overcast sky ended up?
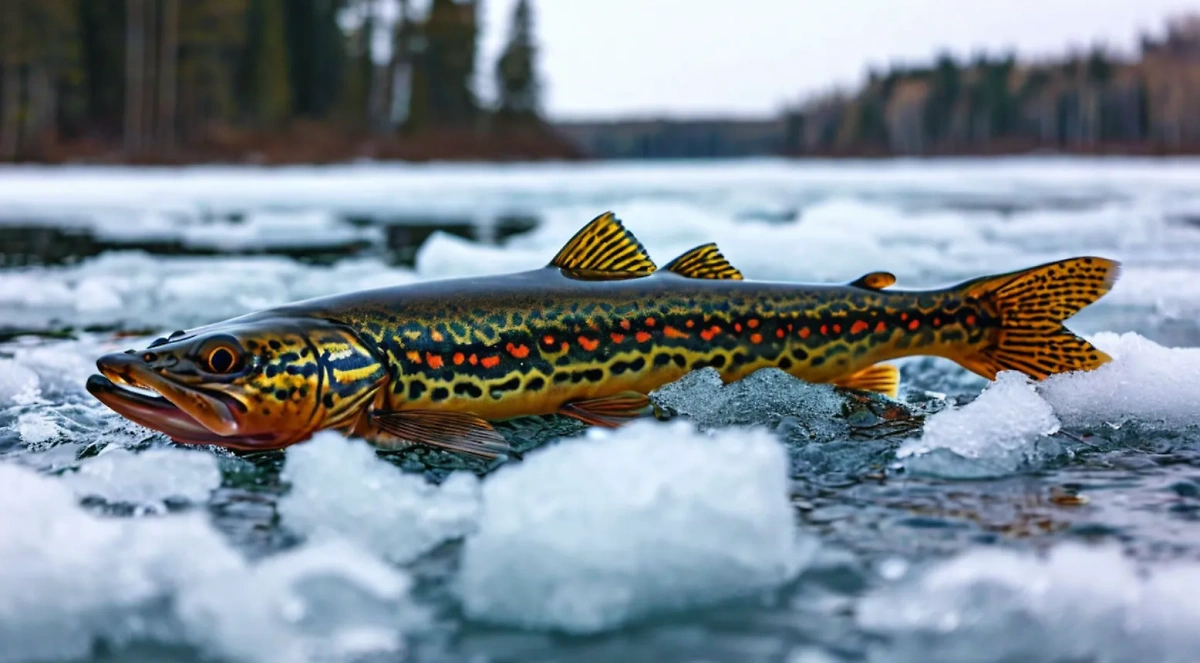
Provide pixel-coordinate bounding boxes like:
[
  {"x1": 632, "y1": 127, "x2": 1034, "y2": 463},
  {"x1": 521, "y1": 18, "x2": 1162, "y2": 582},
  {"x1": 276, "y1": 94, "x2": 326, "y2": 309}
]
[{"x1": 473, "y1": 0, "x2": 1198, "y2": 120}]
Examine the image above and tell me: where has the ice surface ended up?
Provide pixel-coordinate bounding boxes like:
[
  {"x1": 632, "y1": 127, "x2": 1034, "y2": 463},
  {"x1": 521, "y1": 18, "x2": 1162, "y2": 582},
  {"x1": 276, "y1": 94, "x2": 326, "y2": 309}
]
[
  {"x1": 64, "y1": 447, "x2": 221, "y2": 511},
  {"x1": 1041, "y1": 332, "x2": 1200, "y2": 431},
  {"x1": 279, "y1": 432, "x2": 482, "y2": 564},
  {"x1": 177, "y1": 538, "x2": 420, "y2": 663},
  {"x1": 458, "y1": 419, "x2": 808, "y2": 633},
  {"x1": 896, "y1": 372, "x2": 1062, "y2": 477},
  {"x1": 0, "y1": 461, "x2": 423, "y2": 663},
  {"x1": 858, "y1": 543, "x2": 1200, "y2": 663}
]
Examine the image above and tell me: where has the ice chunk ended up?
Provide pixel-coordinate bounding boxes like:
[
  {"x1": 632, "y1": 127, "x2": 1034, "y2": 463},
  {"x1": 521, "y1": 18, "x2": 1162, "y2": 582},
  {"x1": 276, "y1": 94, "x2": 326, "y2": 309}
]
[
  {"x1": 896, "y1": 372, "x2": 1061, "y2": 478},
  {"x1": 651, "y1": 367, "x2": 848, "y2": 443},
  {"x1": 15, "y1": 411, "x2": 65, "y2": 447},
  {"x1": 177, "y1": 538, "x2": 420, "y2": 663},
  {"x1": 458, "y1": 419, "x2": 808, "y2": 633},
  {"x1": 1040, "y1": 332, "x2": 1200, "y2": 431},
  {"x1": 858, "y1": 543, "x2": 1200, "y2": 663},
  {"x1": 0, "y1": 358, "x2": 43, "y2": 407},
  {"x1": 0, "y1": 463, "x2": 243, "y2": 663},
  {"x1": 64, "y1": 447, "x2": 221, "y2": 511},
  {"x1": 279, "y1": 432, "x2": 481, "y2": 564}
]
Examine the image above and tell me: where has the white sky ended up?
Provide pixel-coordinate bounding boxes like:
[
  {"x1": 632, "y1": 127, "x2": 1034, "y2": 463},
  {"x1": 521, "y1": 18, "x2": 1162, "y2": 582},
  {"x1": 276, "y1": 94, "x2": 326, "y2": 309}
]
[{"x1": 474, "y1": 0, "x2": 1199, "y2": 120}]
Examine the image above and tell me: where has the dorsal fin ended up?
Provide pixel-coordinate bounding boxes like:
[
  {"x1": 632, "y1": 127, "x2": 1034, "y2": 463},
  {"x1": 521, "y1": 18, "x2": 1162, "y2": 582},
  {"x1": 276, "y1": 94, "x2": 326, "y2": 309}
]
[
  {"x1": 849, "y1": 271, "x2": 896, "y2": 290},
  {"x1": 549, "y1": 212, "x2": 657, "y2": 280},
  {"x1": 663, "y1": 243, "x2": 744, "y2": 280}
]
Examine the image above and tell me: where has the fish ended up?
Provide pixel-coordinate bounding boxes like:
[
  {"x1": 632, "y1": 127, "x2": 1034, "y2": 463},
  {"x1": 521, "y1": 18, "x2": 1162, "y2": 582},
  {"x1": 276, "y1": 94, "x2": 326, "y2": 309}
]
[{"x1": 88, "y1": 211, "x2": 1120, "y2": 458}]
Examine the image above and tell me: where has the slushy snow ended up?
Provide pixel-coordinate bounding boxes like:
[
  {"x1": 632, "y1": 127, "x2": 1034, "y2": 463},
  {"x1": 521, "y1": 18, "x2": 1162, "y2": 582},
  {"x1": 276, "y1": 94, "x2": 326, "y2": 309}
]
[
  {"x1": 279, "y1": 432, "x2": 482, "y2": 564},
  {"x1": 858, "y1": 543, "x2": 1200, "y2": 663},
  {"x1": 458, "y1": 419, "x2": 808, "y2": 633},
  {"x1": 64, "y1": 446, "x2": 221, "y2": 511}
]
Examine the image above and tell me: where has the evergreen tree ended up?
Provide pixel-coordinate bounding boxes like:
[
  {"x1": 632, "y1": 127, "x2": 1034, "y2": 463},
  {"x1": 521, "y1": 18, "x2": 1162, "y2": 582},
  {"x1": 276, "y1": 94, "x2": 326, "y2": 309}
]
[
  {"x1": 495, "y1": 0, "x2": 540, "y2": 126},
  {"x1": 409, "y1": 0, "x2": 479, "y2": 130}
]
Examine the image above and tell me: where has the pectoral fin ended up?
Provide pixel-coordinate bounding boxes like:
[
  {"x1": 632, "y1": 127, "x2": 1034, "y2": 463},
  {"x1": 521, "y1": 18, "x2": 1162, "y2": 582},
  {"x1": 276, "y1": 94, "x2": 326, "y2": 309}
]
[
  {"x1": 368, "y1": 409, "x2": 516, "y2": 458},
  {"x1": 832, "y1": 364, "x2": 900, "y2": 399},
  {"x1": 559, "y1": 392, "x2": 652, "y2": 427}
]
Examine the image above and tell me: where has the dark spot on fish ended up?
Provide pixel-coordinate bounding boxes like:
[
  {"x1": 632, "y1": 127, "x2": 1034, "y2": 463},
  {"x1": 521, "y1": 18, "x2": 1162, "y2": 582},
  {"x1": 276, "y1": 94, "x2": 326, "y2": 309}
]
[
  {"x1": 323, "y1": 393, "x2": 335, "y2": 409},
  {"x1": 453, "y1": 382, "x2": 483, "y2": 398},
  {"x1": 553, "y1": 372, "x2": 571, "y2": 384},
  {"x1": 431, "y1": 387, "x2": 449, "y2": 402},
  {"x1": 265, "y1": 365, "x2": 279, "y2": 378},
  {"x1": 672, "y1": 354, "x2": 687, "y2": 368},
  {"x1": 274, "y1": 389, "x2": 288, "y2": 401},
  {"x1": 269, "y1": 340, "x2": 282, "y2": 350},
  {"x1": 527, "y1": 376, "x2": 546, "y2": 391},
  {"x1": 279, "y1": 352, "x2": 299, "y2": 363},
  {"x1": 732, "y1": 352, "x2": 747, "y2": 365},
  {"x1": 408, "y1": 381, "x2": 427, "y2": 400},
  {"x1": 490, "y1": 376, "x2": 521, "y2": 397},
  {"x1": 779, "y1": 356, "x2": 793, "y2": 370},
  {"x1": 709, "y1": 354, "x2": 727, "y2": 368},
  {"x1": 811, "y1": 356, "x2": 826, "y2": 368},
  {"x1": 261, "y1": 408, "x2": 270, "y2": 416},
  {"x1": 654, "y1": 353, "x2": 672, "y2": 367},
  {"x1": 610, "y1": 357, "x2": 646, "y2": 375}
]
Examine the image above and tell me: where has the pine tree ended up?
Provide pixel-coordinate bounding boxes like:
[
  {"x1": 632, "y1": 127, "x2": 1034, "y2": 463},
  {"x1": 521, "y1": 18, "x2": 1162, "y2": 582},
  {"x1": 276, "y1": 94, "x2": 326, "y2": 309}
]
[{"x1": 494, "y1": 0, "x2": 540, "y2": 127}]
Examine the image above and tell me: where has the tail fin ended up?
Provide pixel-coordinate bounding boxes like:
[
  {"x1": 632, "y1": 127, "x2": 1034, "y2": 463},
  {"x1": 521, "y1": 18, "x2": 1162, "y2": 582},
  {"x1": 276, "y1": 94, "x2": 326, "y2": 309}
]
[{"x1": 954, "y1": 257, "x2": 1120, "y2": 380}]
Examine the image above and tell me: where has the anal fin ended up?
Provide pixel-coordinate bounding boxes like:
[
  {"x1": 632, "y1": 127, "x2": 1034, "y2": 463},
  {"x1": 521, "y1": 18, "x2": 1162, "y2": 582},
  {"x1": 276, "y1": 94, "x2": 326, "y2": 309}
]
[
  {"x1": 559, "y1": 392, "x2": 652, "y2": 427},
  {"x1": 368, "y1": 409, "x2": 516, "y2": 459},
  {"x1": 832, "y1": 364, "x2": 900, "y2": 399}
]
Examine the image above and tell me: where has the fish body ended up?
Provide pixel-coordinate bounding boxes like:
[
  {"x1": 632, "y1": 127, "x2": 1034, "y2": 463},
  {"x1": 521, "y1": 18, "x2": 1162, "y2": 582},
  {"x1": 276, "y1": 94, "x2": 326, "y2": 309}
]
[{"x1": 88, "y1": 212, "x2": 1120, "y2": 456}]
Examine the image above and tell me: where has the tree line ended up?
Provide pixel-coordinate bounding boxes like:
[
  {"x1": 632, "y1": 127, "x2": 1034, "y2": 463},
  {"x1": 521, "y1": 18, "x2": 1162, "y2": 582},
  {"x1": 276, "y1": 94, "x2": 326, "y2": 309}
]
[
  {"x1": 0, "y1": 0, "x2": 568, "y2": 163},
  {"x1": 785, "y1": 15, "x2": 1200, "y2": 157}
]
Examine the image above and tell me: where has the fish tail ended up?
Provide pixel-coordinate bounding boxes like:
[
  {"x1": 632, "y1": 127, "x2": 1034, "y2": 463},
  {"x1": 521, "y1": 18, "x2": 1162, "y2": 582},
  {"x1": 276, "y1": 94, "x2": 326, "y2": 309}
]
[{"x1": 950, "y1": 257, "x2": 1120, "y2": 380}]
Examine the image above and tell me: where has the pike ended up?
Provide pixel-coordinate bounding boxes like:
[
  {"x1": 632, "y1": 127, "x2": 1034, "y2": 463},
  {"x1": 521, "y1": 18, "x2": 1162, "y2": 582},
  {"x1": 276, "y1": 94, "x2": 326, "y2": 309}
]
[{"x1": 88, "y1": 212, "x2": 1120, "y2": 458}]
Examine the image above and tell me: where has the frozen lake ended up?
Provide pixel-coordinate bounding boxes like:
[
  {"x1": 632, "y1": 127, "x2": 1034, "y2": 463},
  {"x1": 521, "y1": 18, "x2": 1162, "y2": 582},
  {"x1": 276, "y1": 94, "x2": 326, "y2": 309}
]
[{"x1": 1, "y1": 157, "x2": 1199, "y2": 663}]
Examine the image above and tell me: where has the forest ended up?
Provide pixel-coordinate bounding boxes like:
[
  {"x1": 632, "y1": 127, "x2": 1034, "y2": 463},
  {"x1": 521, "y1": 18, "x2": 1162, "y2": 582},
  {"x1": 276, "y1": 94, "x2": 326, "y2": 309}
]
[
  {"x1": 0, "y1": 0, "x2": 575, "y2": 163},
  {"x1": 783, "y1": 15, "x2": 1200, "y2": 157}
]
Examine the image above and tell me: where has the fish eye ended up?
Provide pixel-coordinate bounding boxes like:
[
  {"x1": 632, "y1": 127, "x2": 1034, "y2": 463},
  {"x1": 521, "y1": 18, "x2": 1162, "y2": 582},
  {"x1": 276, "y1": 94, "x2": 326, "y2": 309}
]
[{"x1": 203, "y1": 344, "x2": 241, "y2": 374}]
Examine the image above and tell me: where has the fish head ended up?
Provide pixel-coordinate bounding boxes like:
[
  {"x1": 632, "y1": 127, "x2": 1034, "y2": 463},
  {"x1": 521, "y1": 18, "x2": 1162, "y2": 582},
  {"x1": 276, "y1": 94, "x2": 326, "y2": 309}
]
[{"x1": 87, "y1": 316, "x2": 388, "y2": 451}]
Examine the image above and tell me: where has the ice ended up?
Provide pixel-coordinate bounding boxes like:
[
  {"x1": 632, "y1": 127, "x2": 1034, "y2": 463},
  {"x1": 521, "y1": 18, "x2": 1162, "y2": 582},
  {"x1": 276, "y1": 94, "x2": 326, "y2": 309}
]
[
  {"x1": 650, "y1": 367, "x2": 848, "y2": 443},
  {"x1": 177, "y1": 538, "x2": 419, "y2": 663},
  {"x1": 0, "y1": 463, "x2": 243, "y2": 663},
  {"x1": 64, "y1": 447, "x2": 221, "y2": 511},
  {"x1": 279, "y1": 432, "x2": 482, "y2": 564},
  {"x1": 896, "y1": 372, "x2": 1062, "y2": 477},
  {"x1": 458, "y1": 419, "x2": 808, "y2": 634},
  {"x1": 857, "y1": 543, "x2": 1200, "y2": 663},
  {"x1": 1041, "y1": 332, "x2": 1200, "y2": 431},
  {"x1": 0, "y1": 460, "x2": 422, "y2": 663}
]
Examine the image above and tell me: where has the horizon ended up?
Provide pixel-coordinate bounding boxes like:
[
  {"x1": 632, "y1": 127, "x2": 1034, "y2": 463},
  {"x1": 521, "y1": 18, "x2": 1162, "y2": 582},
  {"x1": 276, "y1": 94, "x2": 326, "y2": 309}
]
[{"x1": 460, "y1": 0, "x2": 1198, "y2": 121}]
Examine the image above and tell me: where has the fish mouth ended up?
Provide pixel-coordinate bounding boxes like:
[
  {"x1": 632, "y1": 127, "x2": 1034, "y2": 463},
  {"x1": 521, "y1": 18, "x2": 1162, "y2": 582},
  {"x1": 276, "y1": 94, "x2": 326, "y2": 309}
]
[{"x1": 87, "y1": 352, "x2": 276, "y2": 450}]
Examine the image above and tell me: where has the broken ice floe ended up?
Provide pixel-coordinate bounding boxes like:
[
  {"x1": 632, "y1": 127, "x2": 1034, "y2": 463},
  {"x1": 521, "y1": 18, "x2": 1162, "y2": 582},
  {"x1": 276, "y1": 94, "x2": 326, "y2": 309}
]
[
  {"x1": 63, "y1": 446, "x2": 221, "y2": 512},
  {"x1": 458, "y1": 419, "x2": 809, "y2": 633}
]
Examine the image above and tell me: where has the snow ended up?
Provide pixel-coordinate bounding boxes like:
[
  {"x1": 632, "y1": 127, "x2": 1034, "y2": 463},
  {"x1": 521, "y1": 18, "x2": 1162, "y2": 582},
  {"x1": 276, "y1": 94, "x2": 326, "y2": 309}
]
[
  {"x1": 458, "y1": 419, "x2": 808, "y2": 634},
  {"x1": 1041, "y1": 332, "x2": 1200, "y2": 431},
  {"x1": 64, "y1": 447, "x2": 221, "y2": 511},
  {"x1": 279, "y1": 432, "x2": 482, "y2": 564},
  {"x1": 858, "y1": 543, "x2": 1200, "y2": 663},
  {"x1": 896, "y1": 333, "x2": 1200, "y2": 476},
  {"x1": 896, "y1": 372, "x2": 1062, "y2": 477},
  {"x1": 0, "y1": 461, "x2": 422, "y2": 663}
]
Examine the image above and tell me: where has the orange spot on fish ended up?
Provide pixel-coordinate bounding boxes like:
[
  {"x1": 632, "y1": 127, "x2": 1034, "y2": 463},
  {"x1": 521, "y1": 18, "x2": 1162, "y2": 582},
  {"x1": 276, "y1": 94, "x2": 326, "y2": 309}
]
[
  {"x1": 636, "y1": 331, "x2": 652, "y2": 343},
  {"x1": 734, "y1": 323, "x2": 743, "y2": 333},
  {"x1": 611, "y1": 332, "x2": 625, "y2": 343},
  {"x1": 469, "y1": 354, "x2": 478, "y2": 365},
  {"x1": 685, "y1": 319, "x2": 695, "y2": 328},
  {"x1": 453, "y1": 352, "x2": 465, "y2": 365},
  {"x1": 645, "y1": 317, "x2": 656, "y2": 327},
  {"x1": 776, "y1": 329, "x2": 785, "y2": 339},
  {"x1": 664, "y1": 326, "x2": 689, "y2": 339},
  {"x1": 850, "y1": 320, "x2": 869, "y2": 335},
  {"x1": 874, "y1": 321, "x2": 887, "y2": 333},
  {"x1": 578, "y1": 336, "x2": 600, "y2": 352},
  {"x1": 900, "y1": 312, "x2": 909, "y2": 321},
  {"x1": 966, "y1": 314, "x2": 977, "y2": 326},
  {"x1": 561, "y1": 341, "x2": 569, "y2": 353},
  {"x1": 933, "y1": 317, "x2": 942, "y2": 327},
  {"x1": 426, "y1": 353, "x2": 444, "y2": 369},
  {"x1": 820, "y1": 325, "x2": 828, "y2": 335},
  {"x1": 747, "y1": 319, "x2": 760, "y2": 329},
  {"x1": 700, "y1": 328, "x2": 716, "y2": 341},
  {"x1": 430, "y1": 330, "x2": 444, "y2": 342},
  {"x1": 506, "y1": 342, "x2": 530, "y2": 359},
  {"x1": 907, "y1": 319, "x2": 920, "y2": 331},
  {"x1": 620, "y1": 319, "x2": 631, "y2": 330},
  {"x1": 786, "y1": 323, "x2": 794, "y2": 332},
  {"x1": 543, "y1": 335, "x2": 555, "y2": 346},
  {"x1": 406, "y1": 350, "x2": 422, "y2": 364},
  {"x1": 750, "y1": 333, "x2": 763, "y2": 344},
  {"x1": 799, "y1": 327, "x2": 811, "y2": 339},
  {"x1": 833, "y1": 324, "x2": 842, "y2": 334},
  {"x1": 481, "y1": 356, "x2": 500, "y2": 369}
]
